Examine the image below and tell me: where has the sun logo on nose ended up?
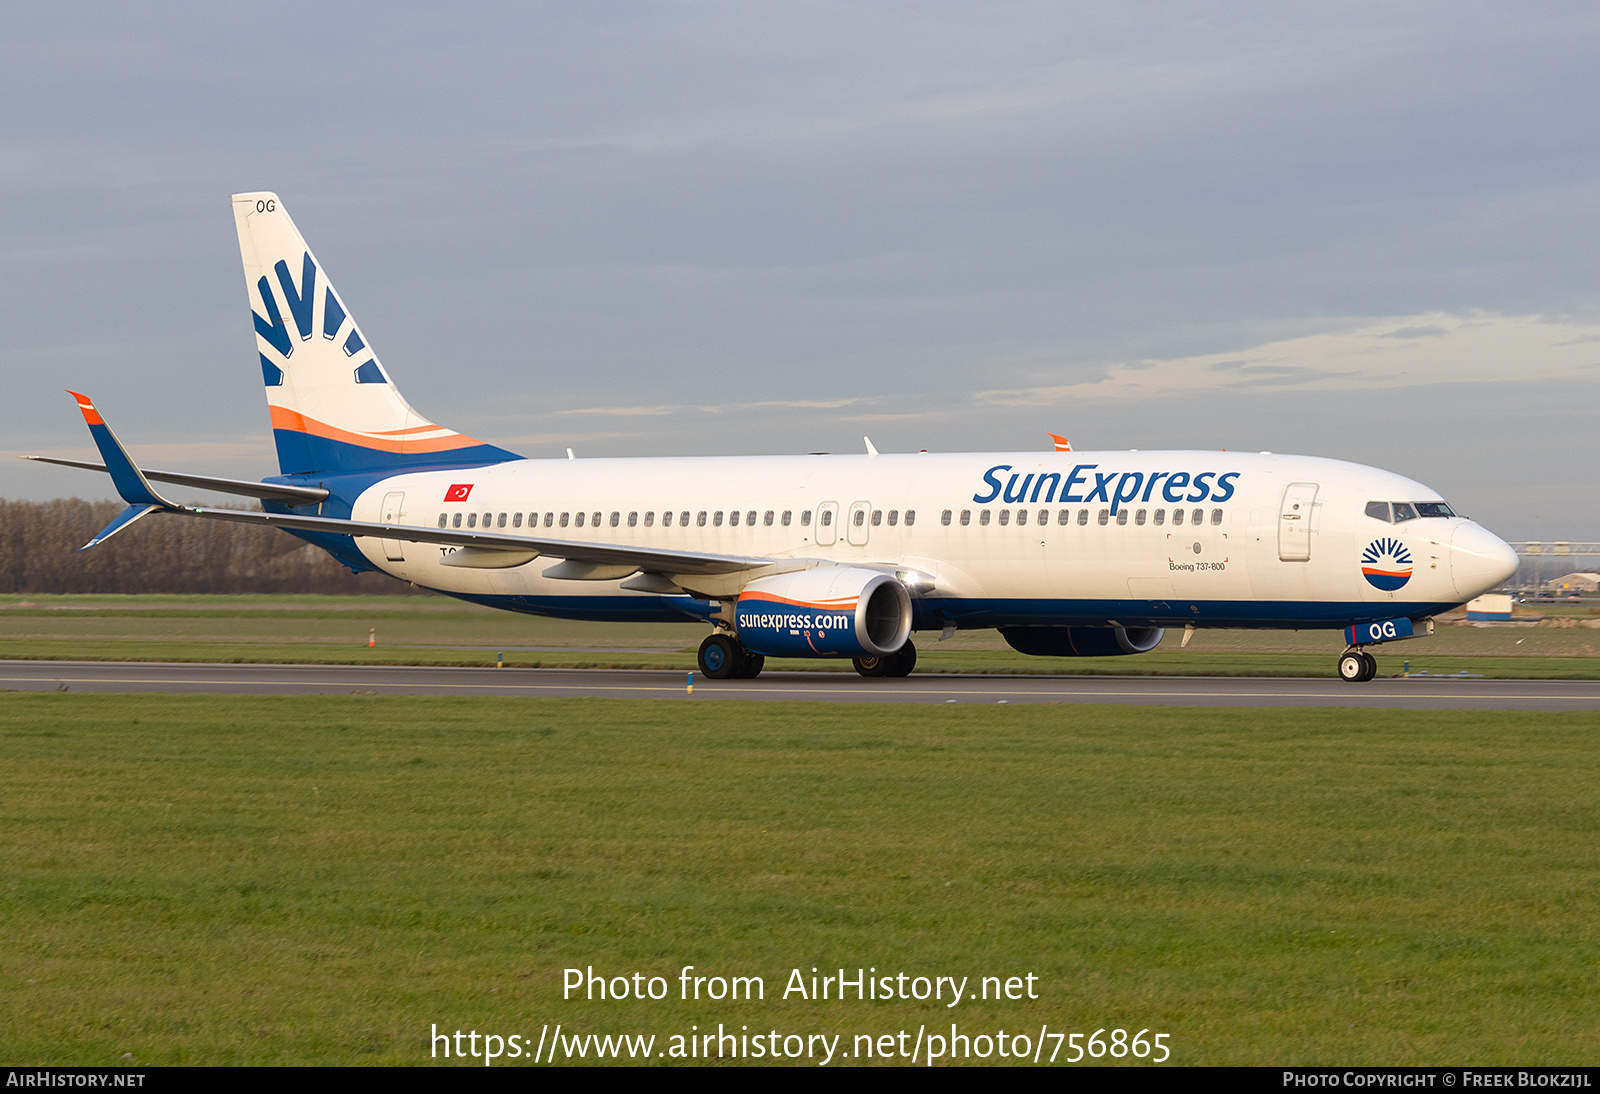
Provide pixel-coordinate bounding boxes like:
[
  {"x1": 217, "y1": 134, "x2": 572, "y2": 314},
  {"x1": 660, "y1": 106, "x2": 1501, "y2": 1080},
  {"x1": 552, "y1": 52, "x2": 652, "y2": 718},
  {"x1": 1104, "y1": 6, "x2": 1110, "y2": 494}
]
[{"x1": 1361, "y1": 536, "x2": 1414, "y2": 591}]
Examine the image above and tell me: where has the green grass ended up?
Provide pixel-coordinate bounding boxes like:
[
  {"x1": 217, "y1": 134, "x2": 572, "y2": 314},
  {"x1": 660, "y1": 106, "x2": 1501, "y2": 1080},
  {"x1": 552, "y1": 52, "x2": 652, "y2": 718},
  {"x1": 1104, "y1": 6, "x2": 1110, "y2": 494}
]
[
  {"x1": 2, "y1": 594, "x2": 1597, "y2": 678},
  {"x1": 2, "y1": 694, "x2": 1598, "y2": 1065}
]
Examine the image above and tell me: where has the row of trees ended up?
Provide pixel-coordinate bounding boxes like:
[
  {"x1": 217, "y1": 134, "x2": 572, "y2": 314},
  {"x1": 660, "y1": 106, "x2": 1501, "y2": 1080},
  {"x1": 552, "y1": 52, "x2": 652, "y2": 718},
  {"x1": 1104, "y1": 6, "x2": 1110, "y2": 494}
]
[{"x1": 0, "y1": 498, "x2": 407, "y2": 594}]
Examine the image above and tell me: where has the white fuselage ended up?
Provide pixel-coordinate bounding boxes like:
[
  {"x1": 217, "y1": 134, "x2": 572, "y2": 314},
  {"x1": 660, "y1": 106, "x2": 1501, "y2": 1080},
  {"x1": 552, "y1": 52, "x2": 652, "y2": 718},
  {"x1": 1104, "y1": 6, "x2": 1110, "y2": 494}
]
[{"x1": 336, "y1": 449, "x2": 1516, "y2": 631}]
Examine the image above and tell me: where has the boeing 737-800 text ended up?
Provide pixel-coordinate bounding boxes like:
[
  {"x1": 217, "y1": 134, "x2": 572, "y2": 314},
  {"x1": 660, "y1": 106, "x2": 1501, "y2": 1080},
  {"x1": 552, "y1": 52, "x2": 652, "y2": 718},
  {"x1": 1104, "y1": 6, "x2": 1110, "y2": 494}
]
[{"x1": 30, "y1": 193, "x2": 1520, "y2": 682}]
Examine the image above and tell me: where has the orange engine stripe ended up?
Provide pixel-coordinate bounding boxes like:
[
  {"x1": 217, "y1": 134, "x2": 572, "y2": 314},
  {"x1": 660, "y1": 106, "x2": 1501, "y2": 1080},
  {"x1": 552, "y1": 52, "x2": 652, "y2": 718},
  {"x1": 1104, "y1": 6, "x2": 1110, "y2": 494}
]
[{"x1": 738, "y1": 591, "x2": 860, "y2": 611}]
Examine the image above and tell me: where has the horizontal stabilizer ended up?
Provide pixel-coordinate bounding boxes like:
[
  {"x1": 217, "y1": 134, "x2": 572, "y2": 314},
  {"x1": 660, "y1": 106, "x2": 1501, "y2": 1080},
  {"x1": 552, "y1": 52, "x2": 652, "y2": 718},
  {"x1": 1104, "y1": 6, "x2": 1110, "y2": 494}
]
[{"x1": 23, "y1": 456, "x2": 328, "y2": 504}]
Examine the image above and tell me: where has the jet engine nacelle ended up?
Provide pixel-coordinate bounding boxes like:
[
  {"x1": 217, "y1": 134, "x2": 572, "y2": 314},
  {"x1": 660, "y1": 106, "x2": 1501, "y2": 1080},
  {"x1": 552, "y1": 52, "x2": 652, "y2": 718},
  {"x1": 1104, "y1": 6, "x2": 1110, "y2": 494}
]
[
  {"x1": 735, "y1": 567, "x2": 912, "y2": 658},
  {"x1": 998, "y1": 625, "x2": 1166, "y2": 657}
]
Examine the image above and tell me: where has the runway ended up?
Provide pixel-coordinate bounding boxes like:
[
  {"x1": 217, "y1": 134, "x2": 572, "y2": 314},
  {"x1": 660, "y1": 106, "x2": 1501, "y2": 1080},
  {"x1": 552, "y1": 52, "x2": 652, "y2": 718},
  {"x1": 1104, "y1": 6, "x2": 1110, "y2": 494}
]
[{"x1": 3, "y1": 660, "x2": 1598, "y2": 709}]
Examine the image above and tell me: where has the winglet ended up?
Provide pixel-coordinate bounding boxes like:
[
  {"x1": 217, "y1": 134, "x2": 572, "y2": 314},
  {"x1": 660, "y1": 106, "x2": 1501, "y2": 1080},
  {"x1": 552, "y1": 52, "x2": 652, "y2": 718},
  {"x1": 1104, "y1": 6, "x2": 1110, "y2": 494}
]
[
  {"x1": 1048, "y1": 432, "x2": 1072, "y2": 452},
  {"x1": 78, "y1": 504, "x2": 159, "y2": 551},
  {"x1": 864, "y1": 436, "x2": 879, "y2": 457},
  {"x1": 64, "y1": 391, "x2": 178, "y2": 509}
]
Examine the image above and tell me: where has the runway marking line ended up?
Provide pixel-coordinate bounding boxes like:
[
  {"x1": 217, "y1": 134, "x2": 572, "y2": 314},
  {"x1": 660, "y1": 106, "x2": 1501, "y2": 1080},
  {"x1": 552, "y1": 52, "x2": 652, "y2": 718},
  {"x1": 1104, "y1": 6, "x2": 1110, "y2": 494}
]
[{"x1": 0, "y1": 673, "x2": 1588, "y2": 703}]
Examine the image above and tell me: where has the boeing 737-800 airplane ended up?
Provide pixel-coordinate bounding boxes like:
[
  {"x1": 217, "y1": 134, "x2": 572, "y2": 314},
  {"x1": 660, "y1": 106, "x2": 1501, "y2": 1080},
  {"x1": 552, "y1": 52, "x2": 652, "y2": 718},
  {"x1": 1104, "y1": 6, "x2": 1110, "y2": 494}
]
[{"x1": 31, "y1": 193, "x2": 1520, "y2": 682}]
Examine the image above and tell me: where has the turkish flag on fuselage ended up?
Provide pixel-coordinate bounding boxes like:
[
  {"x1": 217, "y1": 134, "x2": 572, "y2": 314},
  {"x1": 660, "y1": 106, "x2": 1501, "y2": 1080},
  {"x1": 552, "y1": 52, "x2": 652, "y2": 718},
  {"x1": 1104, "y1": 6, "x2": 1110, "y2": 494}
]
[{"x1": 444, "y1": 484, "x2": 474, "y2": 502}]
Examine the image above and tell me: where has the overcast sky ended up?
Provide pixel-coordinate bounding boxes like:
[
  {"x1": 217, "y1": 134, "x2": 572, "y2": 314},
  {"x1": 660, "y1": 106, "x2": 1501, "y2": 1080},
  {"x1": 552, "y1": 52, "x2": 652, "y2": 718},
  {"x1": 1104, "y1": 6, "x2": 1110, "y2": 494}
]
[{"x1": 3, "y1": 1, "x2": 1597, "y2": 540}]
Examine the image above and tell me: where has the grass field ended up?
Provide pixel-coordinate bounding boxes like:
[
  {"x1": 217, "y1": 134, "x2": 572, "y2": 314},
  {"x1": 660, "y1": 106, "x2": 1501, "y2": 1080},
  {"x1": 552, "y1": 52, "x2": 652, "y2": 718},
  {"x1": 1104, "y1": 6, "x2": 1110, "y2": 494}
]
[
  {"x1": 2, "y1": 594, "x2": 1597, "y2": 678},
  {"x1": 3, "y1": 693, "x2": 1597, "y2": 1066}
]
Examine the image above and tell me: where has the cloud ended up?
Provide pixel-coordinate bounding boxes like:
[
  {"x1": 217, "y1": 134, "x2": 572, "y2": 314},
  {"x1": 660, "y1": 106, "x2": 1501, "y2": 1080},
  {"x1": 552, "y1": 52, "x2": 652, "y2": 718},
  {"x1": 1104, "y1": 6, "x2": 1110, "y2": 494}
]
[
  {"x1": 975, "y1": 312, "x2": 1600, "y2": 406},
  {"x1": 1381, "y1": 325, "x2": 1450, "y2": 339}
]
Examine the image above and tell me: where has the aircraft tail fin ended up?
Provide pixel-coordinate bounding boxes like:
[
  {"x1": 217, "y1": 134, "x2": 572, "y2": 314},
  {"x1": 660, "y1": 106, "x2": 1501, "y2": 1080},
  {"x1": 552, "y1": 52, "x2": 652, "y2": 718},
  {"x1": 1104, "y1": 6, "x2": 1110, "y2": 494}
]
[{"x1": 232, "y1": 192, "x2": 520, "y2": 476}]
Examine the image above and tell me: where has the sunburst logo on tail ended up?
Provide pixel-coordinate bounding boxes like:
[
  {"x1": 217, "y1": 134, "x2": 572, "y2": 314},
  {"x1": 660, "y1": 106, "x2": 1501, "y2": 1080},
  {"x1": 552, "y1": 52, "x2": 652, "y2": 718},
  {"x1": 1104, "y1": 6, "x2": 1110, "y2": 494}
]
[{"x1": 1360, "y1": 536, "x2": 1414, "y2": 591}]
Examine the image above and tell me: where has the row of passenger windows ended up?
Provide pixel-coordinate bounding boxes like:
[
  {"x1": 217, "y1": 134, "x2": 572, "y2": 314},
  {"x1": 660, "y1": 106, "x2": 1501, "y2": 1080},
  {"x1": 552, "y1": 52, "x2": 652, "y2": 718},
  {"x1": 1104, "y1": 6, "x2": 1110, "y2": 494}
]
[
  {"x1": 941, "y1": 507, "x2": 1224, "y2": 527},
  {"x1": 1366, "y1": 500, "x2": 1456, "y2": 523},
  {"x1": 434, "y1": 509, "x2": 920, "y2": 530},
  {"x1": 434, "y1": 506, "x2": 1222, "y2": 531}
]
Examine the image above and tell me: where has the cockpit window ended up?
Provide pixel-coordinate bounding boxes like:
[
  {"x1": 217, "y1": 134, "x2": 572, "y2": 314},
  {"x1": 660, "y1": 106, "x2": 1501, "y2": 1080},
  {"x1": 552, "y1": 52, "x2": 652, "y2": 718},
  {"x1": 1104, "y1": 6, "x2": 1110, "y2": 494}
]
[
  {"x1": 1365, "y1": 501, "x2": 1390, "y2": 522},
  {"x1": 1414, "y1": 501, "x2": 1455, "y2": 518},
  {"x1": 1391, "y1": 502, "x2": 1418, "y2": 523}
]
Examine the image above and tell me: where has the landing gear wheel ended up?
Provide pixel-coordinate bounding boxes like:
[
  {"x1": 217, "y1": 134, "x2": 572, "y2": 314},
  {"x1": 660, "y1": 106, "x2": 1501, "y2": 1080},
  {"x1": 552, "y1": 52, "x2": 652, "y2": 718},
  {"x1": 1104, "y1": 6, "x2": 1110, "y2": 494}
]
[
  {"x1": 1338, "y1": 651, "x2": 1366, "y2": 682},
  {"x1": 883, "y1": 641, "x2": 917, "y2": 678},
  {"x1": 737, "y1": 653, "x2": 766, "y2": 679},
  {"x1": 854, "y1": 642, "x2": 917, "y2": 678},
  {"x1": 1359, "y1": 651, "x2": 1378, "y2": 681},
  {"x1": 853, "y1": 654, "x2": 888, "y2": 677},
  {"x1": 698, "y1": 634, "x2": 742, "y2": 680}
]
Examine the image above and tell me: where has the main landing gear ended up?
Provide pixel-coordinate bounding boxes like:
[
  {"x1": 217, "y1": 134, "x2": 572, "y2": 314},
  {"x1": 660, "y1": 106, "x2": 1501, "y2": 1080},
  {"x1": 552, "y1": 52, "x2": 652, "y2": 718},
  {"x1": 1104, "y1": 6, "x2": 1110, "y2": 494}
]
[
  {"x1": 853, "y1": 641, "x2": 917, "y2": 678},
  {"x1": 697, "y1": 634, "x2": 765, "y2": 680},
  {"x1": 1338, "y1": 648, "x2": 1379, "y2": 683}
]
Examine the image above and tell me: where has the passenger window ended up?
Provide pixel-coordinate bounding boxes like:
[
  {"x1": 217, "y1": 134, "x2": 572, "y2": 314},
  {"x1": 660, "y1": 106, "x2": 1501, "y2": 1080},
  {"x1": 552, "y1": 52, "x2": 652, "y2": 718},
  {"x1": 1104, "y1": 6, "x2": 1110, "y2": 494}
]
[
  {"x1": 1365, "y1": 501, "x2": 1391, "y2": 522},
  {"x1": 888, "y1": 510, "x2": 899, "y2": 526},
  {"x1": 904, "y1": 510, "x2": 915, "y2": 526},
  {"x1": 467, "y1": 513, "x2": 477, "y2": 528},
  {"x1": 697, "y1": 511, "x2": 708, "y2": 527},
  {"x1": 1097, "y1": 509, "x2": 1109, "y2": 525},
  {"x1": 713, "y1": 511, "x2": 723, "y2": 527},
  {"x1": 747, "y1": 510, "x2": 757, "y2": 526},
  {"x1": 1191, "y1": 508, "x2": 1203, "y2": 526},
  {"x1": 592, "y1": 512, "x2": 602, "y2": 527},
  {"x1": 960, "y1": 510, "x2": 971, "y2": 526},
  {"x1": 1016, "y1": 510, "x2": 1027, "y2": 526},
  {"x1": 849, "y1": 510, "x2": 862, "y2": 526},
  {"x1": 512, "y1": 513, "x2": 522, "y2": 528},
  {"x1": 1038, "y1": 510, "x2": 1048, "y2": 526},
  {"x1": 626, "y1": 512, "x2": 636, "y2": 527},
  {"x1": 819, "y1": 510, "x2": 831, "y2": 527},
  {"x1": 609, "y1": 512, "x2": 619, "y2": 527},
  {"x1": 452, "y1": 513, "x2": 462, "y2": 528},
  {"x1": 1058, "y1": 510, "x2": 1070, "y2": 525},
  {"x1": 1172, "y1": 508, "x2": 1184, "y2": 526},
  {"x1": 1116, "y1": 509, "x2": 1129, "y2": 526},
  {"x1": 998, "y1": 510, "x2": 1010, "y2": 526},
  {"x1": 781, "y1": 511, "x2": 792, "y2": 526},
  {"x1": 437, "y1": 513, "x2": 447, "y2": 528},
  {"x1": 979, "y1": 510, "x2": 991, "y2": 526},
  {"x1": 941, "y1": 510, "x2": 952, "y2": 525},
  {"x1": 729, "y1": 511, "x2": 739, "y2": 527},
  {"x1": 575, "y1": 512, "x2": 585, "y2": 528},
  {"x1": 1154, "y1": 509, "x2": 1165, "y2": 525},
  {"x1": 497, "y1": 513, "x2": 507, "y2": 528},
  {"x1": 1392, "y1": 502, "x2": 1418, "y2": 522},
  {"x1": 801, "y1": 510, "x2": 812, "y2": 527},
  {"x1": 1077, "y1": 509, "x2": 1089, "y2": 525},
  {"x1": 560, "y1": 512, "x2": 570, "y2": 527},
  {"x1": 871, "y1": 510, "x2": 882, "y2": 526},
  {"x1": 643, "y1": 512, "x2": 653, "y2": 527},
  {"x1": 764, "y1": 511, "x2": 774, "y2": 526},
  {"x1": 680, "y1": 511, "x2": 690, "y2": 526},
  {"x1": 662, "y1": 511, "x2": 673, "y2": 527},
  {"x1": 1134, "y1": 509, "x2": 1146, "y2": 526},
  {"x1": 1210, "y1": 509, "x2": 1223, "y2": 525}
]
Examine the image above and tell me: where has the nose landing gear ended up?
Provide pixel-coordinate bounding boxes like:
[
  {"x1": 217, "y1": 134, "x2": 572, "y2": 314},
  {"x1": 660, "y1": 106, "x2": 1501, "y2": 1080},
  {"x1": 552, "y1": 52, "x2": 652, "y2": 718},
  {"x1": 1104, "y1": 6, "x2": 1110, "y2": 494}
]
[{"x1": 1338, "y1": 648, "x2": 1378, "y2": 682}]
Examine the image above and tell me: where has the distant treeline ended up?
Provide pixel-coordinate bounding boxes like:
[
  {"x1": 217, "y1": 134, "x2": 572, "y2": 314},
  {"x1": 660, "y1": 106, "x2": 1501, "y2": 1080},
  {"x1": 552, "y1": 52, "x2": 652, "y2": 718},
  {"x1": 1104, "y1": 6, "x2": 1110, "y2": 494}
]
[{"x1": 0, "y1": 498, "x2": 410, "y2": 595}]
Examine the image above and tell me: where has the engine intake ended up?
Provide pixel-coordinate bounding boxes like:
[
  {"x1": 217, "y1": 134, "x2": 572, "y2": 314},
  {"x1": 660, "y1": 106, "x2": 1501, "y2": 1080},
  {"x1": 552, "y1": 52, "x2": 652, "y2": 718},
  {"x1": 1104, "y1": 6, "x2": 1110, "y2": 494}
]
[
  {"x1": 999, "y1": 625, "x2": 1165, "y2": 657},
  {"x1": 735, "y1": 568, "x2": 911, "y2": 658}
]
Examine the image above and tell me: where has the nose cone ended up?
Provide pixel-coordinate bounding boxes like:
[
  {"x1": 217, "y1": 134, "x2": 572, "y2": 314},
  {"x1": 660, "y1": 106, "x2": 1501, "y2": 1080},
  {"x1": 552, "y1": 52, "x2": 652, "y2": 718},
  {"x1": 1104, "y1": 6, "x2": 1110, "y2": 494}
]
[{"x1": 1450, "y1": 522, "x2": 1519, "y2": 601}]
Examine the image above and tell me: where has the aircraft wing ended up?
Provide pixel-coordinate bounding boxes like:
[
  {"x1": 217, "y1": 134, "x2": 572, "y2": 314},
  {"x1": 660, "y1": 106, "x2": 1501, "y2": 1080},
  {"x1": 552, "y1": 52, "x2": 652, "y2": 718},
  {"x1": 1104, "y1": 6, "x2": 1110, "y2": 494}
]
[
  {"x1": 22, "y1": 455, "x2": 329, "y2": 503},
  {"x1": 167, "y1": 504, "x2": 767, "y2": 575},
  {"x1": 42, "y1": 392, "x2": 768, "y2": 576}
]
